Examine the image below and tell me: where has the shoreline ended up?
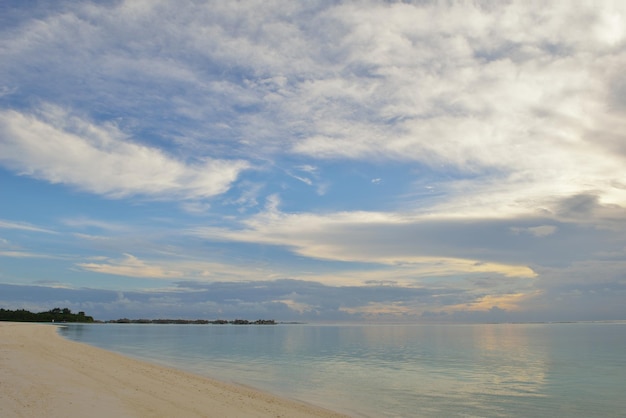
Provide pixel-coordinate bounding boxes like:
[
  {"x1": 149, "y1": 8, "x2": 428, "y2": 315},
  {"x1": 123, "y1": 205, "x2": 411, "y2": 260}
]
[{"x1": 0, "y1": 322, "x2": 350, "y2": 418}]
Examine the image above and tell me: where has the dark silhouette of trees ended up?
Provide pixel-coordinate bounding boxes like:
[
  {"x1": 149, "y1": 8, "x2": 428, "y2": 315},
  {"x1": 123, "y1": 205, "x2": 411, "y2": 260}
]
[{"x1": 0, "y1": 307, "x2": 94, "y2": 323}]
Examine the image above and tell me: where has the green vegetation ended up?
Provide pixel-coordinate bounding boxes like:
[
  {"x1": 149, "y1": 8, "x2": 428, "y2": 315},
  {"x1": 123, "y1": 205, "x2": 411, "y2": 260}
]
[{"x1": 0, "y1": 307, "x2": 94, "y2": 323}]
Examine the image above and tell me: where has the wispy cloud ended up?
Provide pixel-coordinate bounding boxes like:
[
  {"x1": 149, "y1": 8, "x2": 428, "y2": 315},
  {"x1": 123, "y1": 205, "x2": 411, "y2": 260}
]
[
  {"x1": 0, "y1": 219, "x2": 56, "y2": 234},
  {"x1": 75, "y1": 252, "x2": 286, "y2": 283},
  {"x1": 62, "y1": 217, "x2": 130, "y2": 232},
  {"x1": 0, "y1": 250, "x2": 58, "y2": 259},
  {"x1": 2, "y1": 1, "x2": 625, "y2": 217},
  {"x1": 76, "y1": 253, "x2": 185, "y2": 279},
  {"x1": 190, "y1": 209, "x2": 539, "y2": 278},
  {"x1": 0, "y1": 106, "x2": 249, "y2": 200}
]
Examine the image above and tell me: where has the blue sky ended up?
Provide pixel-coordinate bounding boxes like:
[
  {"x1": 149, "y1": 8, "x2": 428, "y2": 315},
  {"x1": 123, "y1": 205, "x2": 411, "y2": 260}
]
[{"x1": 1, "y1": 0, "x2": 625, "y2": 322}]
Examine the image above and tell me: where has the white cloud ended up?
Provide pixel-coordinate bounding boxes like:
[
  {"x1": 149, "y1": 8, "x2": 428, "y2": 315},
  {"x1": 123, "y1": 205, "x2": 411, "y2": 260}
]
[
  {"x1": 284, "y1": 164, "x2": 330, "y2": 195},
  {"x1": 274, "y1": 2, "x2": 626, "y2": 218},
  {"x1": 0, "y1": 107, "x2": 249, "y2": 200},
  {"x1": 594, "y1": 9, "x2": 625, "y2": 46},
  {"x1": 75, "y1": 251, "x2": 287, "y2": 283},
  {"x1": 77, "y1": 253, "x2": 184, "y2": 279},
  {"x1": 191, "y1": 209, "x2": 537, "y2": 279},
  {"x1": 61, "y1": 217, "x2": 129, "y2": 232},
  {"x1": 0, "y1": 251, "x2": 57, "y2": 259},
  {"x1": 226, "y1": 181, "x2": 264, "y2": 211},
  {"x1": 3, "y1": 2, "x2": 624, "y2": 221},
  {"x1": 0, "y1": 219, "x2": 56, "y2": 234},
  {"x1": 287, "y1": 172, "x2": 313, "y2": 186}
]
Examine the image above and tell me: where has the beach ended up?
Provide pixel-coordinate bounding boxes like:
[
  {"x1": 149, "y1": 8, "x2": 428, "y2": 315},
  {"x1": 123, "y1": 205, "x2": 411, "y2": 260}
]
[{"x1": 0, "y1": 322, "x2": 349, "y2": 418}]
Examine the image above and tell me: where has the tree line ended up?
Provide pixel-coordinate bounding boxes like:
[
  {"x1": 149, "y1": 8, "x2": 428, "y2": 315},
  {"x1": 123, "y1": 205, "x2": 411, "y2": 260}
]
[{"x1": 0, "y1": 307, "x2": 94, "y2": 323}]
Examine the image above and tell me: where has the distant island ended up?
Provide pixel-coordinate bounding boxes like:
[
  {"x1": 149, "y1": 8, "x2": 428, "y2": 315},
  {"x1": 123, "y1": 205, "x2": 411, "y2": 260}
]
[
  {"x1": 106, "y1": 318, "x2": 277, "y2": 325},
  {"x1": 0, "y1": 308, "x2": 282, "y2": 325},
  {"x1": 0, "y1": 307, "x2": 94, "y2": 323}
]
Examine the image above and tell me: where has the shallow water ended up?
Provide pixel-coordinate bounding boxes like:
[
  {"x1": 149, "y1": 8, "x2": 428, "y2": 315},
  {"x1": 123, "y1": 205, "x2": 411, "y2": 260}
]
[{"x1": 60, "y1": 322, "x2": 626, "y2": 417}]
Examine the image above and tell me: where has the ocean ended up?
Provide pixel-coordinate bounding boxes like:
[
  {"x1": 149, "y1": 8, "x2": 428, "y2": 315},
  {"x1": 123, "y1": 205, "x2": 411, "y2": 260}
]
[{"x1": 59, "y1": 322, "x2": 626, "y2": 417}]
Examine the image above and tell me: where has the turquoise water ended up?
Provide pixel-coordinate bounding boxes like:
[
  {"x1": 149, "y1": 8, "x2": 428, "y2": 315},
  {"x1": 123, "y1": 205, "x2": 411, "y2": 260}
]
[{"x1": 59, "y1": 322, "x2": 626, "y2": 417}]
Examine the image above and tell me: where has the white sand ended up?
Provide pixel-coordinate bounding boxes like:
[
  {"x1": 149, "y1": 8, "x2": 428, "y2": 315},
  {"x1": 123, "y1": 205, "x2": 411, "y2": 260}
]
[{"x1": 0, "y1": 322, "x2": 350, "y2": 418}]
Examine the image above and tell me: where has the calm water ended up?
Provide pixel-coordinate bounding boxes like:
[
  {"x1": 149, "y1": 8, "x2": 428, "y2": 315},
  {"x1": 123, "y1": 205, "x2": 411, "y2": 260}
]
[{"x1": 59, "y1": 322, "x2": 626, "y2": 417}]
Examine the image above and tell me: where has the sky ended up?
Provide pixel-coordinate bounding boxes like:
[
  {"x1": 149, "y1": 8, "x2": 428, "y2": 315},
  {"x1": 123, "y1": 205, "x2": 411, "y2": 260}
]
[{"x1": 1, "y1": 0, "x2": 625, "y2": 322}]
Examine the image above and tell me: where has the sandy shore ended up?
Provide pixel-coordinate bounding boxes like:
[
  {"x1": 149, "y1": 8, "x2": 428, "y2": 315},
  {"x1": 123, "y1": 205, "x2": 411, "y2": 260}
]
[{"x1": 0, "y1": 322, "x2": 350, "y2": 418}]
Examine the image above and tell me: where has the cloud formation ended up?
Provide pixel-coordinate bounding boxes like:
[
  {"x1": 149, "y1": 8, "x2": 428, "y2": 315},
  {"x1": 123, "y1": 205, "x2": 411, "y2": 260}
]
[
  {"x1": 0, "y1": 219, "x2": 56, "y2": 234},
  {"x1": 1, "y1": 1, "x2": 625, "y2": 322},
  {"x1": 0, "y1": 106, "x2": 249, "y2": 200}
]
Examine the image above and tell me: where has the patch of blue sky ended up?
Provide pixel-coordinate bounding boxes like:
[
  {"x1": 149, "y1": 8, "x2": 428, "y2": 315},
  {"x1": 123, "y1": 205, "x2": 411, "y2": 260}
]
[
  {"x1": 247, "y1": 159, "x2": 427, "y2": 214},
  {"x1": 2, "y1": 170, "x2": 159, "y2": 229}
]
